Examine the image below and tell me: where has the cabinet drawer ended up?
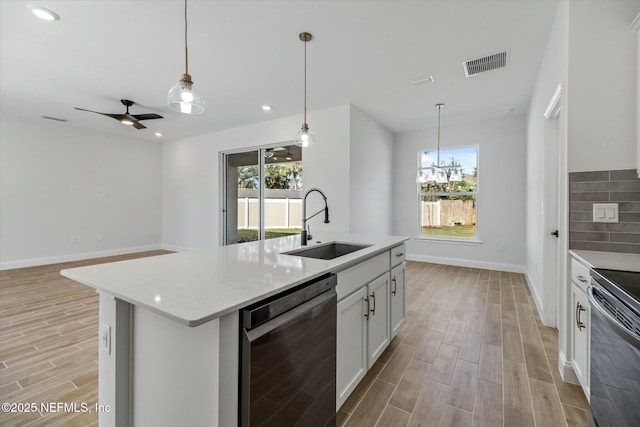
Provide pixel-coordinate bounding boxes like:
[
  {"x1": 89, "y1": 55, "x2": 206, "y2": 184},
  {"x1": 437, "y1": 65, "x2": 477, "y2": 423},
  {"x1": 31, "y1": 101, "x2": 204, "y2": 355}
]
[
  {"x1": 337, "y1": 253, "x2": 389, "y2": 300},
  {"x1": 571, "y1": 258, "x2": 591, "y2": 292},
  {"x1": 390, "y1": 244, "x2": 406, "y2": 267}
]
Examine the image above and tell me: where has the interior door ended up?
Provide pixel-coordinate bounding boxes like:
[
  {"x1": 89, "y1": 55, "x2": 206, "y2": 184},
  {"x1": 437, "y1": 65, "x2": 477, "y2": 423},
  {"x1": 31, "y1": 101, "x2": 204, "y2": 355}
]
[{"x1": 542, "y1": 87, "x2": 562, "y2": 327}]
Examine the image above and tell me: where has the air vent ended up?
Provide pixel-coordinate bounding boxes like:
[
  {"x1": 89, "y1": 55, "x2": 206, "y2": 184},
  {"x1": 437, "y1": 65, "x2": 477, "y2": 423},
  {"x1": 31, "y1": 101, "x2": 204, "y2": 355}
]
[
  {"x1": 463, "y1": 51, "x2": 509, "y2": 77},
  {"x1": 42, "y1": 115, "x2": 67, "y2": 122}
]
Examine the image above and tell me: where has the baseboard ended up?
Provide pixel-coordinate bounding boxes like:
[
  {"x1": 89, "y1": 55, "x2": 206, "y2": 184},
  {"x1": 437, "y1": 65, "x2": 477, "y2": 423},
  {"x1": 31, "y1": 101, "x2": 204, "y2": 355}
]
[
  {"x1": 160, "y1": 244, "x2": 198, "y2": 253},
  {"x1": 0, "y1": 244, "x2": 163, "y2": 270},
  {"x1": 524, "y1": 271, "x2": 546, "y2": 323},
  {"x1": 559, "y1": 350, "x2": 579, "y2": 385},
  {"x1": 406, "y1": 253, "x2": 525, "y2": 273}
]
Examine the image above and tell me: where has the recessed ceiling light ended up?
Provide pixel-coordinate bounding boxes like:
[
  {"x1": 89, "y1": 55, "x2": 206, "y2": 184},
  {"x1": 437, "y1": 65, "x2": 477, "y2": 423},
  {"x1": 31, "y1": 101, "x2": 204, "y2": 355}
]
[
  {"x1": 155, "y1": 132, "x2": 163, "y2": 137},
  {"x1": 262, "y1": 105, "x2": 272, "y2": 111},
  {"x1": 410, "y1": 75, "x2": 435, "y2": 86},
  {"x1": 27, "y1": 5, "x2": 60, "y2": 21}
]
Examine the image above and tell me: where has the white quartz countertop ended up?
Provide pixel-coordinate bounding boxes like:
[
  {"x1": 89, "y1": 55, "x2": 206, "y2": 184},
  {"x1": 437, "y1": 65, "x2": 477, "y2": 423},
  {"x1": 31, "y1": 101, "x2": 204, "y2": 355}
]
[
  {"x1": 61, "y1": 233, "x2": 409, "y2": 327},
  {"x1": 570, "y1": 250, "x2": 640, "y2": 272}
]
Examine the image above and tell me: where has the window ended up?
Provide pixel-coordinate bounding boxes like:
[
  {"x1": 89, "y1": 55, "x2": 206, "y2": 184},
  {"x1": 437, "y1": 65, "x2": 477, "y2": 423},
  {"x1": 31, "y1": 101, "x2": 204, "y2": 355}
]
[
  {"x1": 418, "y1": 146, "x2": 478, "y2": 240},
  {"x1": 223, "y1": 145, "x2": 302, "y2": 244}
]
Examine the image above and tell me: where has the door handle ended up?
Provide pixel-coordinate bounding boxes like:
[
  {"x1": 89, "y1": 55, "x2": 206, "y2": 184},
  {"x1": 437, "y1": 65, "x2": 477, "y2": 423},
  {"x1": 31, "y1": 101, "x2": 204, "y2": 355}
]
[
  {"x1": 550, "y1": 230, "x2": 559, "y2": 237},
  {"x1": 370, "y1": 291, "x2": 376, "y2": 316},
  {"x1": 576, "y1": 302, "x2": 586, "y2": 331},
  {"x1": 392, "y1": 277, "x2": 397, "y2": 296}
]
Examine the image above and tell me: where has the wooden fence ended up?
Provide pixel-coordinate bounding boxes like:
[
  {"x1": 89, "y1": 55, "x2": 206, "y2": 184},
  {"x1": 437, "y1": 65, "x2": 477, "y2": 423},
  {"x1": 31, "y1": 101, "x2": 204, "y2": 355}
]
[{"x1": 422, "y1": 200, "x2": 475, "y2": 227}]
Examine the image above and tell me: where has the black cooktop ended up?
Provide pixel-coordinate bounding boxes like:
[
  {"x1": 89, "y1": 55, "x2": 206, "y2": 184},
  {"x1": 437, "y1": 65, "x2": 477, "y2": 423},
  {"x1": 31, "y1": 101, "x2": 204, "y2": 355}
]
[{"x1": 593, "y1": 268, "x2": 640, "y2": 303}]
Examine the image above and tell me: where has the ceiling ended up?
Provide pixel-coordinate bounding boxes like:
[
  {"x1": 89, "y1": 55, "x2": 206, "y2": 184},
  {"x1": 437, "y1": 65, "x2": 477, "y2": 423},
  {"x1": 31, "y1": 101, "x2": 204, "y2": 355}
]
[{"x1": 0, "y1": 0, "x2": 559, "y2": 143}]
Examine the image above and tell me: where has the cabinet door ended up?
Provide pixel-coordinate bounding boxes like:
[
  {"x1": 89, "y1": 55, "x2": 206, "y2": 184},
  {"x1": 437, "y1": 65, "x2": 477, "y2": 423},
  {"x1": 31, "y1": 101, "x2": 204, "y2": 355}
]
[
  {"x1": 367, "y1": 273, "x2": 390, "y2": 367},
  {"x1": 336, "y1": 286, "x2": 367, "y2": 409},
  {"x1": 571, "y1": 283, "x2": 590, "y2": 393},
  {"x1": 390, "y1": 263, "x2": 406, "y2": 338}
]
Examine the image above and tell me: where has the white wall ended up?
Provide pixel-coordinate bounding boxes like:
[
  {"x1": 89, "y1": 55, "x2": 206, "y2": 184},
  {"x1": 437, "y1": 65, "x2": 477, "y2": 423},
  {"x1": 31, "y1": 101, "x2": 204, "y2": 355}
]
[
  {"x1": 567, "y1": 0, "x2": 639, "y2": 172},
  {"x1": 349, "y1": 105, "x2": 394, "y2": 235},
  {"x1": 525, "y1": 0, "x2": 568, "y2": 321},
  {"x1": 393, "y1": 115, "x2": 527, "y2": 272},
  {"x1": 162, "y1": 105, "x2": 351, "y2": 250},
  {"x1": 0, "y1": 115, "x2": 163, "y2": 269}
]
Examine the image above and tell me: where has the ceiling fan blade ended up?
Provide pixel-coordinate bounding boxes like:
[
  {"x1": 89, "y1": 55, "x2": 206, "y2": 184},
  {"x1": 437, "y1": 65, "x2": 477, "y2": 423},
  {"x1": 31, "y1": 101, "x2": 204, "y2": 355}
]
[
  {"x1": 133, "y1": 122, "x2": 147, "y2": 130},
  {"x1": 74, "y1": 107, "x2": 111, "y2": 116},
  {"x1": 74, "y1": 108, "x2": 127, "y2": 121},
  {"x1": 133, "y1": 113, "x2": 163, "y2": 121}
]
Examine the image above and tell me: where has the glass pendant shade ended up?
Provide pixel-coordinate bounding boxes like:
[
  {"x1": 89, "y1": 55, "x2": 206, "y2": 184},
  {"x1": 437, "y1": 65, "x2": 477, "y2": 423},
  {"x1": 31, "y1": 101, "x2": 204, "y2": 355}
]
[
  {"x1": 295, "y1": 32, "x2": 316, "y2": 147},
  {"x1": 435, "y1": 169, "x2": 448, "y2": 184},
  {"x1": 167, "y1": 0, "x2": 205, "y2": 115},
  {"x1": 295, "y1": 124, "x2": 316, "y2": 147},
  {"x1": 168, "y1": 74, "x2": 205, "y2": 114},
  {"x1": 449, "y1": 169, "x2": 463, "y2": 182},
  {"x1": 425, "y1": 168, "x2": 438, "y2": 183}
]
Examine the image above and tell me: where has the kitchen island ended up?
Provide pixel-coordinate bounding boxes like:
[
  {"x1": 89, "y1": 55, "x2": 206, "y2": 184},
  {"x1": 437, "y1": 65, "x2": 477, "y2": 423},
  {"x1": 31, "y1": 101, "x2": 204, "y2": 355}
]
[{"x1": 61, "y1": 232, "x2": 408, "y2": 427}]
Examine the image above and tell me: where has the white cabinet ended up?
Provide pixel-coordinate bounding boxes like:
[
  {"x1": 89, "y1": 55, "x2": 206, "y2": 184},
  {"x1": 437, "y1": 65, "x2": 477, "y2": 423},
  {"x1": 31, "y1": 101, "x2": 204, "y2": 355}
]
[
  {"x1": 571, "y1": 283, "x2": 590, "y2": 394},
  {"x1": 390, "y1": 263, "x2": 406, "y2": 338},
  {"x1": 366, "y1": 273, "x2": 391, "y2": 366},
  {"x1": 336, "y1": 273, "x2": 390, "y2": 408},
  {"x1": 335, "y1": 243, "x2": 406, "y2": 409},
  {"x1": 336, "y1": 287, "x2": 368, "y2": 407},
  {"x1": 569, "y1": 255, "x2": 591, "y2": 399},
  {"x1": 336, "y1": 272, "x2": 391, "y2": 409}
]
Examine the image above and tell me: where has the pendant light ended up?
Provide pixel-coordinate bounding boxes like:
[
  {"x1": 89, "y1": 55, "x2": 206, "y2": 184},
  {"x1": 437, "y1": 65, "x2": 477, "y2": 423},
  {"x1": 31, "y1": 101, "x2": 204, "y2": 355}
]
[
  {"x1": 294, "y1": 32, "x2": 316, "y2": 147},
  {"x1": 167, "y1": 0, "x2": 205, "y2": 114},
  {"x1": 416, "y1": 103, "x2": 463, "y2": 184}
]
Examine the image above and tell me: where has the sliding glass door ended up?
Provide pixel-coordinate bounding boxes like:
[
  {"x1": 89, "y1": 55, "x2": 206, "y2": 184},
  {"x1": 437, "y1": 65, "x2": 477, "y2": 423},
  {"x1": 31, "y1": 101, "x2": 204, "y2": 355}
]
[{"x1": 223, "y1": 145, "x2": 302, "y2": 245}]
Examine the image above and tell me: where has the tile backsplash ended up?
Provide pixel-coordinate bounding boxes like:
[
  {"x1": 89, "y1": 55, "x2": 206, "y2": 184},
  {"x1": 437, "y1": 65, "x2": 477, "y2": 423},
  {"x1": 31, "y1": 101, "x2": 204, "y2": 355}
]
[{"x1": 569, "y1": 169, "x2": 640, "y2": 254}]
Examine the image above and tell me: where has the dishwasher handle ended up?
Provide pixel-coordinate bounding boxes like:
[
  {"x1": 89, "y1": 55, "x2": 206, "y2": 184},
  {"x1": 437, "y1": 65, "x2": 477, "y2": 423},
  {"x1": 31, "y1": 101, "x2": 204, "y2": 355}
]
[
  {"x1": 244, "y1": 289, "x2": 336, "y2": 342},
  {"x1": 587, "y1": 284, "x2": 640, "y2": 349}
]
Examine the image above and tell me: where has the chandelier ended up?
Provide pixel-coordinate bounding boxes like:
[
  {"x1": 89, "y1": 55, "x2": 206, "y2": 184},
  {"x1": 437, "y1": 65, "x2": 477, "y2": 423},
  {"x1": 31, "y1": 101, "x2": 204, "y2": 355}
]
[{"x1": 416, "y1": 103, "x2": 463, "y2": 184}]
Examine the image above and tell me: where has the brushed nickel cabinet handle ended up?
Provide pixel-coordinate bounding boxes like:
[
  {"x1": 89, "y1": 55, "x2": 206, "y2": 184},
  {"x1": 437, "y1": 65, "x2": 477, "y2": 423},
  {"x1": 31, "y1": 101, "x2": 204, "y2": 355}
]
[
  {"x1": 392, "y1": 277, "x2": 397, "y2": 296},
  {"x1": 396, "y1": 252, "x2": 404, "y2": 257},
  {"x1": 577, "y1": 275, "x2": 587, "y2": 283},
  {"x1": 576, "y1": 302, "x2": 586, "y2": 331},
  {"x1": 364, "y1": 296, "x2": 370, "y2": 320},
  {"x1": 370, "y1": 291, "x2": 376, "y2": 316}
]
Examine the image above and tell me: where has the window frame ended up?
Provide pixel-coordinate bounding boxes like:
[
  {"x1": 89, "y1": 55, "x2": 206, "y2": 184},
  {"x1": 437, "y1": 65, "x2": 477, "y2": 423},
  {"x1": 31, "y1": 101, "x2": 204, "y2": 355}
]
[{"x1": 416, "y1": 145, "x2": 481, "y2": 244}]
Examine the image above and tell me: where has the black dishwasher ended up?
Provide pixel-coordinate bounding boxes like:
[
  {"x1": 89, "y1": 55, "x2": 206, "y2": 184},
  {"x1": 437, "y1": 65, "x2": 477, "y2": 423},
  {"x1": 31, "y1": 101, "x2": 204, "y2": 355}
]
[{"x1": 240, "y1": 274, "x2": 337, "y2": 427}]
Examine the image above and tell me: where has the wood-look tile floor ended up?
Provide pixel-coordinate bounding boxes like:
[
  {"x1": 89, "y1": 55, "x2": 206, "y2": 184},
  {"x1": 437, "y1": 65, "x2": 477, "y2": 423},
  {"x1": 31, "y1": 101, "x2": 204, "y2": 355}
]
[
  {"x1": 1, "y1": 255, "x2": 590, "y2": 427},
  {"x1": 337, "y1": 261, "x2": 591, "y2": 427},
  {"x1": 0, "y1": 250, "x2": 170, "y2": 427}
]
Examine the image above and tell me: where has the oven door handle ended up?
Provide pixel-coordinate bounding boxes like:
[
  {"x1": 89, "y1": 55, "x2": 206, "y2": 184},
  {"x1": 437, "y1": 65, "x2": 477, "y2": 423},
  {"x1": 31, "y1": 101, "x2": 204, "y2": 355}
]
[{"x1": 587, "y1": 284, "x2": 640, "y2": 349}]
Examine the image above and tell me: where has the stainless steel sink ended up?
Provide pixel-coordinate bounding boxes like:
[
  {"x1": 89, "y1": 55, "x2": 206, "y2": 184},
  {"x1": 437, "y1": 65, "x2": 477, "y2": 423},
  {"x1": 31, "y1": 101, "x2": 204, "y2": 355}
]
[{"x1": 284, "y1": 242, "x2": 371, "y2": 260}]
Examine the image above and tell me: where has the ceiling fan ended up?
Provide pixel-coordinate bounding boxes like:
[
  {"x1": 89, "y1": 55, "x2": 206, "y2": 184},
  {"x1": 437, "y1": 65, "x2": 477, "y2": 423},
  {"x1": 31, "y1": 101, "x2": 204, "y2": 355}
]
[{"x1": 74, "y1": 99, "x2": 163, "y2": 129}]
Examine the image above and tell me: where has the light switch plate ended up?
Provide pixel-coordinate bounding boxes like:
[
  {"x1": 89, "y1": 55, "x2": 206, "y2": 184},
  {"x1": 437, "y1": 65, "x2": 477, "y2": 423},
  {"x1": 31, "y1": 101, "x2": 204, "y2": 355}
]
[{"x1": 593, "y1": 203, "x2": 619, "y2": 223}]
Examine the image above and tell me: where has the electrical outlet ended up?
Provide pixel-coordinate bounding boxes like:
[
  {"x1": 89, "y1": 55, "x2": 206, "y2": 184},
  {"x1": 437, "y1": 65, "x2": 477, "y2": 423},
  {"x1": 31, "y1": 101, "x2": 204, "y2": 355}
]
[{"x1": 101, "y1": 324, "x2": 111, "y2": 355}]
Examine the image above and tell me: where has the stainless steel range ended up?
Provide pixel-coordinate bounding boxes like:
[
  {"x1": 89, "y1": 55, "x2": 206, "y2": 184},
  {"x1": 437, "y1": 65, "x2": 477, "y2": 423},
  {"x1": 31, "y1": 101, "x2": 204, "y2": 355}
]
[{"x1": 588, "y1": 268, "x2": 640, "y2": 427}]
